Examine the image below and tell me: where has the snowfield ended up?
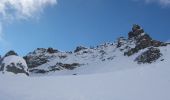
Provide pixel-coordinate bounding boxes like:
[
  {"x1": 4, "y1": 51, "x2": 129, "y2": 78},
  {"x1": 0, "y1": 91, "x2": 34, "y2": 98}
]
[{"x1": 0, "y1": 61, "x2": 170, "y2": 100}]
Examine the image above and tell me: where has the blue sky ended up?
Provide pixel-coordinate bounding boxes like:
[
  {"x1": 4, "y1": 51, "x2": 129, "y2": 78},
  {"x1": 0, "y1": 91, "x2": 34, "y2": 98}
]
[{"x1": 0, "y1": 0, "x2": 170, "y2": 56}]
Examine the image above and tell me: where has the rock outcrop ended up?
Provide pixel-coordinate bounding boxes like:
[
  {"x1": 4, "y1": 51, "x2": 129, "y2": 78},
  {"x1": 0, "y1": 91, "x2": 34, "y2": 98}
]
[
  {"x1": 123, "y1": 24, "x2": 167, "y2": 63},
  {"x1": 74, "y1": 46, "x2": 87, "y2": 53},
  {"x1": 47, "y1": 47, "x2": 59, "y2": 54},
  {"x1": 24, "y1": 48, "x2": 54, "y2": 68},
  {"x1": 135, "y1": 47, "x2": 162, "y2": 64},
  {"x1": 4, "y1": 50, "x2": 18, "y2": 57},
  {"x1": 0, "y1": 53, "x2": 29, "y2": 75}
]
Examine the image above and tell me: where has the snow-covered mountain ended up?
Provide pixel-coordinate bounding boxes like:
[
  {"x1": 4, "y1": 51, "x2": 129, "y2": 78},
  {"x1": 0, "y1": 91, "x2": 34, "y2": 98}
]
[
  {"x1": 0, "y1": 24, "x2": 170, "y2": 100},
  {"x1": 0, "y1": 24, "x2": 169, "y2": 76}
]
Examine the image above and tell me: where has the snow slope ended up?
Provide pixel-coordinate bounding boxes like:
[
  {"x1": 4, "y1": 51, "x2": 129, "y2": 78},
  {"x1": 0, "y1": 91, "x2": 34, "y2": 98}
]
[
  {"x1": 0, "y1": 45, "x2": 170, "y2": 100},
  {"x1": 30, "y1": 44, "x2": 168, "y2": 76},
  {"x1": 26, "y1": 39, "x2": 137, "y2": 76},
  {"x1": 0, "y1": 62, "x2": 170, "y2": 100}
]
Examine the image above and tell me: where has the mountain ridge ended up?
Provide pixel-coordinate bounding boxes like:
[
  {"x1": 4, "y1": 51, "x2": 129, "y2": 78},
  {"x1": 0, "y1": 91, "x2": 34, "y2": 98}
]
[{"x1": 0, "y1": 24, "x2": 169, "y2": 76}]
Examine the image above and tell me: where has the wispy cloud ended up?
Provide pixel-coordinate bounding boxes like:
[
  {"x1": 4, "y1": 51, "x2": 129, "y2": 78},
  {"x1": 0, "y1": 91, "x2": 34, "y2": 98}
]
[
  {"x1": 0, "y1": 0, "x2": 57, "y2": 50},
  {"x1": 138, "y1": 0, "x2": 170, "y2": 7},
  {"x1": 0, "y1": 23, "x2": 2, "y2": 40},
  {"x1": 0, "y1": 0, "x2": 57, "y2": 20}
]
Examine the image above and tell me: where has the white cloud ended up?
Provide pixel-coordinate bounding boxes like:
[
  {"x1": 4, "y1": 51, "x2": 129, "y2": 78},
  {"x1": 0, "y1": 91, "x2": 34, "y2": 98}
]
[
  {"x1": 0, "y1": 0, "x2": 57, "y2": 20},
  {"x1": 0, "y1": 23, "x2": 3, "y2": 41},
  {"x1": 0, "y1": 0, "x2": 57, "y2": 47},
  {"x1": 144, "y1": 0, "x2": 170, "y2": 6}
]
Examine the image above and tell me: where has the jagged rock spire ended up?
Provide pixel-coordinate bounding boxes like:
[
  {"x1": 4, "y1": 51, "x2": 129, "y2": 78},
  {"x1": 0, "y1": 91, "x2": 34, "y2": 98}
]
[
  {"x1": 128, "y1": 24, "x2": 146, "y2": 39},
  {"x1": 125, "y1": 24, "x2": 167, "y2": 56}
]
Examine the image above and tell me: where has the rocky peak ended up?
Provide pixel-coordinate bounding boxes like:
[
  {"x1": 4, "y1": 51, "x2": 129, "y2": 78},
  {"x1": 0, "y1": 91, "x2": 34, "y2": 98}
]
[
  {"x1": 125, "y1": 24, "x2": 167, "y2": 56},
  {"x1": 4, "y1": 50, "x2": 18, "y2": 57},
  {"x1": 47, "y1": 47, "x2": 59, "y2": 54},
  {"x1": 24, "y1": 47, "x2": 61, "y2": 69},
  {"x1": 74, "y1": 46, "x2": 87, "y2": 53},
  {"x1": 123, "y1": 24, "x2": 169, "y2": 63},
  {"x1": 116, "y1": 37, "x2": 127, "y2": 48},
  {"x1": 128, "y1": 24, "x2": 146, "y2": 40}
]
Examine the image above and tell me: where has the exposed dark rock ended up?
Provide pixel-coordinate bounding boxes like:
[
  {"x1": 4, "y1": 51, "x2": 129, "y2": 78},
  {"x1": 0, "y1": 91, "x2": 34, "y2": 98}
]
[
  {"x1": 125, "y1": 24, "x2": 167, "y2": 56},
  {"x1": 74, "y1": 46, "x2": 87, "y2": 53},
  {"x1": 46, "y1": 63, "x2": 81, "y2": 72},
  {"x1": 56, "y1": 62, "x2": 81, "y2": 70},
  {"x1": 58, "y1": 55, "x2": 67, "y2": 59},
  {"x1": 24, "y1": 48, "x2": 57, "y2": 68},
  {"x1": 4, "y1": 50, "x2": 18, "y2": 57},
  {"x1": 73, "y1": 73, "x2": 77, "y2": 75},
  {"x1": 117, "y1": 37, "x2": 127, "y2": 48},
  {"x1": 132, "y1": 24, "x2": 141, "y2": 32},
  {"x1": 36, "y1": 48, "x2": 46, "y2": 53},
  {"x1": 128, "y1": 24, "x2": 145, "y2": 39},
  {"x1": 0, "y1": 63, "x2": 4, "y2": 71},
  {"x1": 0, "y1": 55, "x2": 2, "y2": 71},
  {"x1": 83, "y1": 51, "x2": 88, "y2": 53},
  {"x1": 47, "y1": 47, "x2": 59, "y2": 54},
  {"x1": 151, "y1": 40, "x2": 167, "y2": 47},
  {"x1": 29, "y1": 62, "x2": 81, "y2": 74},
  {"x1": 1, "y1": 62, "x2": 29, "y2": 75},
  {"x1": 49, "y1": 66, "x2": 61, "y2": 72},
  {"x1": 135, "y1": 47, "x2": 162, "y2": 64},
  {"x1": 66, "y1": 51, "x2": 72, "y2": 54},
  {"x1": 24, "y1": 55, "x2": 48, "y2": 68},
  {"x1": 29, "y1": 69, "x2": 48, "y2": 74},
  {"x1": 161, "y1": 59, "x2": 164, "y2": 61},
  {"x1": 124, "y1": 48, "x2": 138, "y2": 56}
]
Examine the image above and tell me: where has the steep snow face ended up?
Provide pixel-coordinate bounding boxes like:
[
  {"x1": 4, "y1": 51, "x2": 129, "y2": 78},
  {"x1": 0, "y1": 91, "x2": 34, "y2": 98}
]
[{"x1": 0, "y1": 55, "x2": 28, "y2": 75}]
